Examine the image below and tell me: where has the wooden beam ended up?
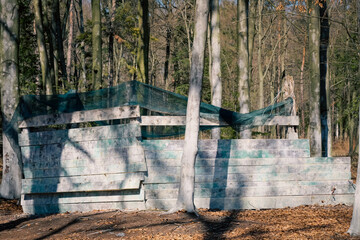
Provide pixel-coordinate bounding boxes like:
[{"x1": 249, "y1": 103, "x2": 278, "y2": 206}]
[
  {"x1": 18, "y1": 105, "x2": 140, "y2": 128},
  {"x1": 140, "y1": 116, "x2": 299, "y2": 127}
]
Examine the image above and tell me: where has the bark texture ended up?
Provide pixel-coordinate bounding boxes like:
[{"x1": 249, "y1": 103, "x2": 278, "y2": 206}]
[
  {"x1": 66, "y1": 0, "x2": 74, "y2": 86},
  {"x1": 237, "y1": 0, "x2": 251, "y2": 139},
  {"x1": 308, "y1": 0, "x2": 321, "y2": 156},
  {"x1": 176, "y1": 0, "x2": 209, "y2": 213},
  {"x1": 210, "y1": 0, "x2": 222, "y2": 139},
  {"x1": 0, "y1": 0, "x2": 22, "y2": 199},
  {"x1": 92, "y1": 0, "x2": 102, "y2": 90},
  {"x1": 136, "y1": 0, "x2": 149, "y2": 84},
  {"x1": 347, "y1": 105, "x2": 360, "y2": 235}
]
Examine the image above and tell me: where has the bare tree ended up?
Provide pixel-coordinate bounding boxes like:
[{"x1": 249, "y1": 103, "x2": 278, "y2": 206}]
[
  {"x1": 0, "y1": 0, "x2": 22, "y2": 199},
  {"x1": 210, "y1": 0, "x2": 222, "y2": 139},
  {"x1": 174, "y1": 0, "x2": 209, "y2": 213},
  {"x1": 92, "y1": 0, "x2": 102, "y2": 90},
  {"x1": 238, "y1": 0, "x2": 251, "y2": 138},
  {"x1": 308, "y1": 0, "x2": 321, "y2": 156},
  {"x1": 66, "y1": 0, "x2": 74, "y2": 86}
]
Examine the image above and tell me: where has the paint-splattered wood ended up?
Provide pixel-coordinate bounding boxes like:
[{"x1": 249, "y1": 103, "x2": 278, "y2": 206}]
[
  {"x1": 23, "y1": 162, "x2": 147, "y2": 178},
  {"x1": 140, "y1": 115, "x2": 299, "y2": 126},
  {"x1": 19, "y1": 123, "x2": 141, "y2": 146},
  {"x1": 145, "y1": 194, "x2": 354, "y2": 210},
  {"x1": 144, "y1": 183, "x2": 354, "y2": 199},
  {"x1": 21, "y1": 189, "x2": 144, "y2": 205},
  {"x1": 144, "y1": 171, "x2": 351, "y2": 184},
  {"x1": 22, "y1": 173, "x2": 145, "y2": 193},
  {"x1": 142, "y1": 139, "x2": 310, "y2": 151},
  {"x1": 22, "y1": 201, "x2": 146, "y2": 214},
  {"x1": 18, "y1": 105, "x2": 140, "y2": 128}
]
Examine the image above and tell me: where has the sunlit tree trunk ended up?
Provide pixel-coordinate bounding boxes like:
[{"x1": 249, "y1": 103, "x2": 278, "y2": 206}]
[
  {"x1": 210, "y1": 0, "x2": 222, "y2": 139},
  {"x1": 308, "y1": 0, "x2": 321, "y2": 156},
  {"x1": 108, "y1": 0, "x2": 116, "y2": 87},
  {"x1": 257, "y1": 0, "x2": 264, "y2": 110},
  {"x1": 92, "y1": 0, "x2": 102, "y2": 90},
  {"x1": 248, "y1": 1, "x2": 257, "y2": 86},
  {"x1": 78, "y1": 0, "x2": 87, "y2": 91},
  {"x1": 34, "y1": 0, "x2": 54, "y2": 94},
  {"x1": 238, "y1": 0, "x2": 251, "y2": 139},
  {"x1": 66, "y1": 0, "x2": 74, "y2": 86},
  {"x1": 0, "y1": 0, "x2": 21, "y2": 199},
  {"x1": 175, "y1": 0, "x2": 209, "y2": 213}
]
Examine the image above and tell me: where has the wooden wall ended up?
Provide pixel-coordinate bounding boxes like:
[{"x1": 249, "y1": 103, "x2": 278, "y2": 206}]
[{"x1": 19, "y1": 128, "x2": 354, "y2": 214}]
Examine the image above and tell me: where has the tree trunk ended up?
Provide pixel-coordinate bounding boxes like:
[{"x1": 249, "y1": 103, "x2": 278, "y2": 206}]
[
  {"x1": 175, "y1": 0, "x2": 209, "y2": 213},
  {"x1": 136, "y1": 0, "x2": 149, "y2": 84},
  {"x1": 53, "y1": 0, "x2": 67, "y2": 90},
  {"x1": 347, "y1": 105, "x2": 360, "y2": 236},
  {"x1": 300, "y1": 35, "x2": 306, "y2": 138},
  {"x1": 108, "y1": 0, "x2": 116, "y2": 87},
  {"x1": 257, "y1": 1, "x2": 264, "y2": 110},
  {"x1": 308, "y1": 0, "x2": 321, "y2": 156},
  {"x1": 210, "y1": 0, "x2": 222, "y2": 139},
  {"x1": 34, "y1": 0, "x2": 54, "y2": 94},
  {"x1": 248, "y1": 1, "x2": 257, "y2": 88},
  {"x1": 320, "y1": 1, "x2": 329, "y2": 157},
  {"x1": 78, "y1": 0, "x2": 87, "y2": 91},
  {"x1": 43, "y1": 0, "x2": 56, "y2": 94},
  {"x1": 238, "y1": 0, "x2": 251, "y2": 139},
  {"x1": 92, "y1": 0, "x2": 102, "y2": 90},
  {"x1": 66, "y1": 0, "x2": 74, "y2": 87},
  {"x1": 0, "y1": 0, "x2": 22, "y2": 199}
]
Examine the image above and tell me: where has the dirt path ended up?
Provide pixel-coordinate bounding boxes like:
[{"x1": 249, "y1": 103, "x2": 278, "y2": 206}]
[{"x1": 0, "y1": 200, "x2": 360, "y2": 239}]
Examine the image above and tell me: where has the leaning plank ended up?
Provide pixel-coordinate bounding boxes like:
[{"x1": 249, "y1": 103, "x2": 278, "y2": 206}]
[
  {"x1": 18, "y1": 105, "x2": 140, "y2": 128},
  {"x1": 140, "y1": 116, "x2": 299, "y2": 126},
  {"x1": 19, "y1": 123, "x2": 141, "y2": 146}
]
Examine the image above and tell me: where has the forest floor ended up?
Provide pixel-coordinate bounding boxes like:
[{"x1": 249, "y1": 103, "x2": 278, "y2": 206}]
[
  {"x1": 0, "y1": 140, "x2": 359, "y2": 239},
  {"x1": 0, "y1": 200, "x2": 360, "y2": 239}
]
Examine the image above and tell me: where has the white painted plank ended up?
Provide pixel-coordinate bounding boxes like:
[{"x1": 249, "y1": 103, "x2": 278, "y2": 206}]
[
  {"x1": 140, "y1": 116, "x2": 299, "y2": 126},
  {"x1": 19, "y1": 105, "x2": 140, "y2": 128}
]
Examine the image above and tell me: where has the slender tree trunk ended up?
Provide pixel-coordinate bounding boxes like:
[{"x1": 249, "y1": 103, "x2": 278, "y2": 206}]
[
  {"x1": 108, "y1": 0, "x2": 116, "y2": 87},
  {"x1": 238, "y1": 0, "x2": 251, "y2": 139},
  {"x1": 300, "y1": 35, "x2": 306, "y2": 137},
  {"x1": 210, "y1": 0, "x2": 222, "y2": 139},
  {"x1": 348, "y1": 105, "x2": 360, "y2": 236},
  {"x1": 34, "y1": 0, "x2": 53, "y2": 94},
  {"x1": 164, "y1": 26, "x2": 171, "y2": 88},
  {"x1": 308, "y1": 0, "x2": 321, "y2": 156},
  {"x1": 248, "y1": 1, "x2": 257, "y2": 87},
  {"x1": 0, "y1": 0, "x2": 21, "y2": 199},
  {"x1": 66, "y1": 0, "x2": 74, "y2": 86},
  {"x1": 257, "y1": 1, "x2": 264, "y2": 110},
  {"x1": 92, "y1": 0, "x2": 102, "y2": 90},
  {"x1": 175, "y1": 0, "x2": 209, "y2": 213},
  {"x1": 53, "y1": 0, "x2": 67, "y2": 89},
  {"x1": 43, "y1": 0, "x2": 56, "y2": 94},
  {"x1": 136, "y1": 0, "x2": 149, "y2": 84},
  {"x1": 78, "y1": 0, "x2": 87, "y2": 91}
]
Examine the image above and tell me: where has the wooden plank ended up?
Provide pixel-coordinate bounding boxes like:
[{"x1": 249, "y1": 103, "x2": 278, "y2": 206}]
[
  {"x1": 141, "y1": 139, "x2": 310, "y2": 151},
  {"x1": 145, "y1": 164, "x2": 350, "y2": 176},
  {"x1": 22, "y1": 173, "x2": 145, "y2": 193},
  {"x1": 21, "y1": 189, "x2": 144, "y2": 205},
  {"x1": 18, "y1": 105, "x2": 140, "y2": 128},
  {"x1": 145, "y1": 194, "x2": 354, "y2": 210},
  {"x1": 140, "y1": 116, "x2": 299, "y2": 127},
  {"x1": 144, "y1": 183, "x2": 354, "y2": 199},
  {"x1": 143, "y1": 180, "x2": 355, "y2": 190},
  {"x1": 19, "y1": 123, "x2": 141, "y2": 146},
  {"x1": 22, "y1": 144, "x2": 145, "y2": 166},
  {"x1": 144, "y1": 149, "x2": 310, "y2": 159},
  {"x1": 144, "y1": 171, "x2": 351, "y2": 184},
  {"x1": 145, "y1": 157, "x2": 350, "y2": 167},
  {"x1": 23, "y1": 162, "x2": 147, "y2": 178},
  {"x1": 22, "y1": 201, "x2": 146, "y2": 214}
]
